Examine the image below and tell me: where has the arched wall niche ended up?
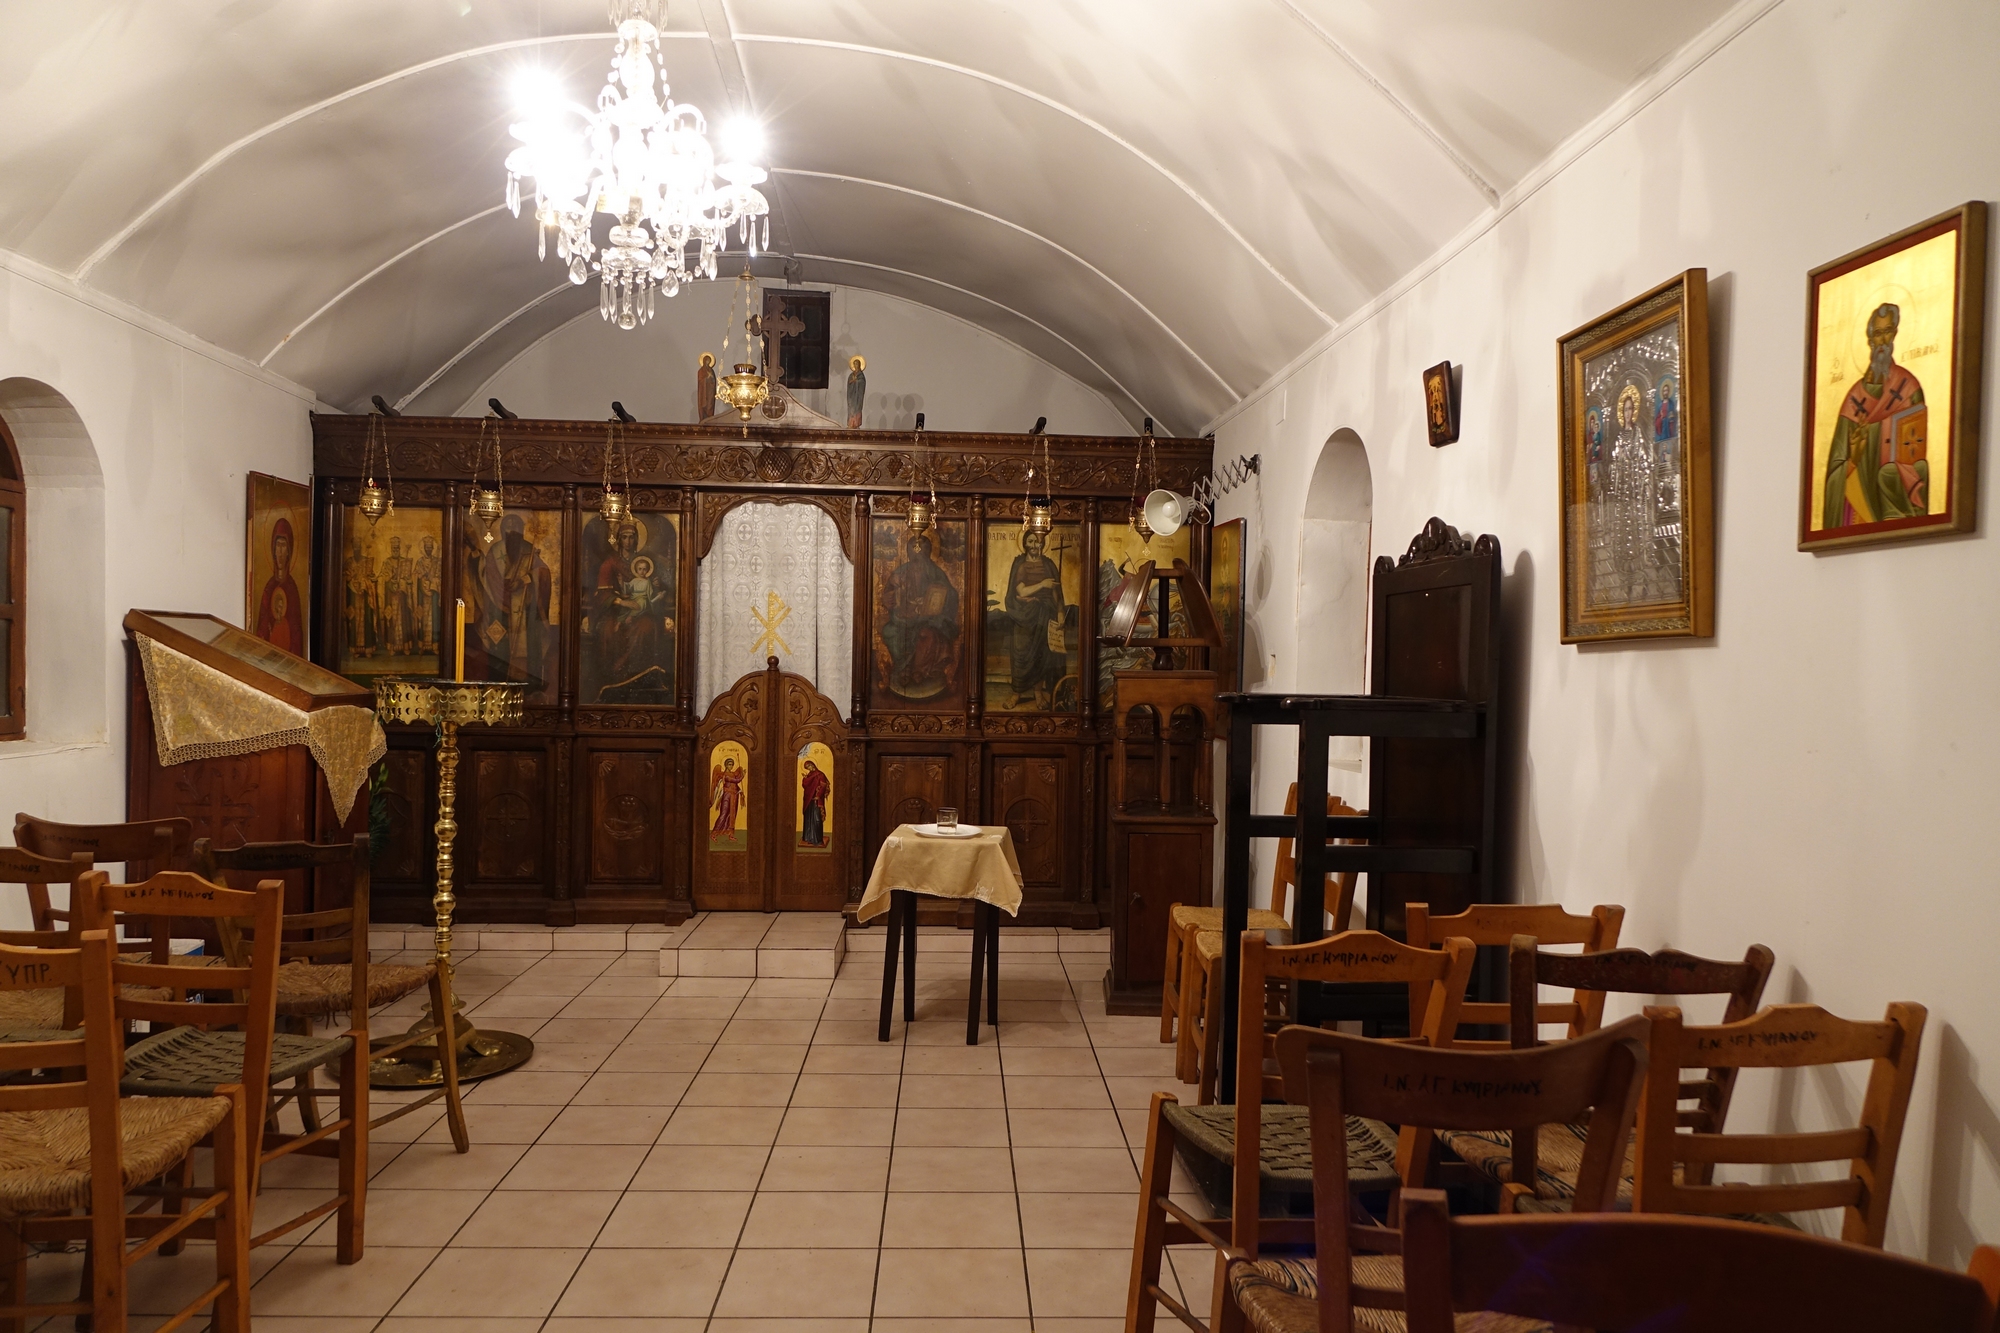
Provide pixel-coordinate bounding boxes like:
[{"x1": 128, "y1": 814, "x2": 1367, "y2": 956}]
[
  {"x1": 0, "y1": 379, "x2": 107, "y2": 745},
  {"x1": 1296, "y1": 428, "x2": 1372, "y2": 813}
]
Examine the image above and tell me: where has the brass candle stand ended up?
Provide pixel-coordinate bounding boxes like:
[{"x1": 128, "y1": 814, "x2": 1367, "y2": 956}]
[{"x1": 368, "y1": 676, "x2": 535, "y2": 1087}]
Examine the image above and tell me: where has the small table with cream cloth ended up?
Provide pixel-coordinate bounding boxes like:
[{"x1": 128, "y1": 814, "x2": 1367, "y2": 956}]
[{"x1": 859, "y1": 824, "x2": 1024, "y2": 1045}]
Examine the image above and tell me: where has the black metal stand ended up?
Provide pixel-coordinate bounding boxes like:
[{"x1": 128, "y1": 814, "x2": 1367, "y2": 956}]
[{"x1": 877, "y1": 891, "x2": 1003, "y2": 1045}]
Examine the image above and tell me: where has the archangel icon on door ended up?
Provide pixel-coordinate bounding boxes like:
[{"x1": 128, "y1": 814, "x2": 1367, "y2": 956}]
[{"x1": 709, "y1": 740, "x2": 748, "y2": 852}]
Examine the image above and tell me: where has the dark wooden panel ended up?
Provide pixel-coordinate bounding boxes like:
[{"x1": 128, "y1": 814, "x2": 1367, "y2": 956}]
[
  {"x1": 376, "y1": 747, "x2": 429, "y2": 883},
  {"x1": 1113, "y1": 824, "x2": 1212, "y2": 989},
  {"x1": 469, "y1": 749, "x2": 544, "y2": 881},
  {"x1": 876, "y1": 753, "x2": 949, "y2": 837},
  {"x1": 587, "y1": 749, "x2": 664, "y2": 882},
  {"x1": 991, "y1": 753, "x2": 1065, "y2": 888}
]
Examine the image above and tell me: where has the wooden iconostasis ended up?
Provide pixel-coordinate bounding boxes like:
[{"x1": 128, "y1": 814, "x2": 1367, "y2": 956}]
[{"x1": 310, "y1": 416, "x2": 1218, "y2": 927}]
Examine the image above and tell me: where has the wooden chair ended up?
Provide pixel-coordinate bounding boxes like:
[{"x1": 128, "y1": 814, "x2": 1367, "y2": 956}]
[
  {"x1": 1175, "y1": 790, "x2": 1366, "y2": 1099},
  {"x1": 1218, "y1": 1018, "x2": 1649, "y2": 1333},
  {"x1": 0, "y1": 848, "x2": 94, "y2": 1035},
  {"x1": 1438, "y1": 940, "x2": 1774, "y2": 1211},
  {"x1": 1631, "y1": 1000, "x2": 1926, "y2": 1247},
  {"x1": 1126, "y1": 929, "x2": 1474, "y2": 1333},
  {"x1": 76, "y1": 869, "x2": 369, "y2": 1262},
  {"x1": 0, "y1": 930, "x2": 253, "y2": 1333},
  {"x1": 1160, "y1": 783, "x2": 1315, "y2": 1057},
  {"x1": 1404, "y1": 900, "x2": 1624, "y2": 1047},
  {"x1": 195, "y1": 835, "x2": 468, "y2": 1151},
  {"x1": 1395, "y1": 1195, "x2": 2000, "y2": 1333},
  {"x1": 14, "y1": 815, "x2": 190, "y2": 920}
]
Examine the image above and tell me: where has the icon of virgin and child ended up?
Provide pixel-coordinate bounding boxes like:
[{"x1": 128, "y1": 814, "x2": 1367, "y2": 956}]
[{"x1": 584, "y1": 516, "x2": 678, "y2": 705}]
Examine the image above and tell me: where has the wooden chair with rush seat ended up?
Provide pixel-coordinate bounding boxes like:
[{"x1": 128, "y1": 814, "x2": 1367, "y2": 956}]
[
  {"x1": 1394, "y1": 1196, "x2": 2000, "y2": 1333},
  {"x1": 1404, "y1": 900, "x2": 1625, "y2": 1048},
  {"x1": 1125, "y1": 929, "x2": 1474, "y2": 1333},
  {"x1": 0, "y1": 847, "x2": 95, "y2": 1036},
  {"x1": 1437, "y1": 939, "x2": 1774, "y2": 1212},
  {"x1": 1627, "y1": 999, "x2": 1927, "y2": 1247},
  {"x1": 77, "y1": 869, "x2": 371, "y2": 1261},
  {"x1": 1215, "y1": 1018, "x2": 1650, "y2": 1333},
  {"x1": 194, "y1": 835, "x2": 468, "y2": 1152},
  {"x1": 0, "y1": 930, "x2": 254, "y2": 1333}
]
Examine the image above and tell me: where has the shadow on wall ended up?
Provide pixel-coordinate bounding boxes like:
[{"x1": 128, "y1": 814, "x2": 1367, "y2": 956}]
[
  {"x1": 1297, "y1": 429, "x2": 1372, "y2": 786},
  {"x1": 870, "y1": 393, "x2": 926, "y2": 431},
  {"x1": 1929, "y1": 1024, "x2": 2000, "y2": 1267},
  {"x1": 1496, "y1": 549, "x2": 1538, "y2": 900},
  {"x1": 0, "y1": 378, "x2": 106, "y2": 744}
]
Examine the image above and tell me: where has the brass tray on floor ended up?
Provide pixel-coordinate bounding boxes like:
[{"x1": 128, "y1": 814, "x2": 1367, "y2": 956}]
[{"x1": 368, "y1": 1021, "x2": 535, "y2": 1087}]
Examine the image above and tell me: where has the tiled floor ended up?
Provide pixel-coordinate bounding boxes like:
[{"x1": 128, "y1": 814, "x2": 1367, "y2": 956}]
[{"x1": 60, "y1": 922, "x2": 1221, "y2": 1332}]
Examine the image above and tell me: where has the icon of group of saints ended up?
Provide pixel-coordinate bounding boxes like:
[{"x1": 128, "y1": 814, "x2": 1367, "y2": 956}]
[{"x1": 344, "y1": 534, "x2": 442, "y2": 659}]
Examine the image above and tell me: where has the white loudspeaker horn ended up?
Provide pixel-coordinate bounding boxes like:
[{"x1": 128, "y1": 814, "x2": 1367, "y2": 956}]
[{"x1": 1142, "y1": 488, "x2": 1209, "y2": 536}]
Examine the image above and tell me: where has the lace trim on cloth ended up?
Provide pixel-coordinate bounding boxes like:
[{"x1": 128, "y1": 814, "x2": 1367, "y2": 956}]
[{"x1": 134, "y1": 635, "x2": 386, "y2": 824}]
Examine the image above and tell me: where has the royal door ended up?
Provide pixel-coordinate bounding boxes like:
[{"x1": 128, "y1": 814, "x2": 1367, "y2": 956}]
[{"x1": 694, "y1": 657, "x2": 855, "y2": 912}]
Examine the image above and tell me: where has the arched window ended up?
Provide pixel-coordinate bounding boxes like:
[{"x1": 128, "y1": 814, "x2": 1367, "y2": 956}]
[{"x1": 0, "y1": 419, "x2": 25, "y2": 739}]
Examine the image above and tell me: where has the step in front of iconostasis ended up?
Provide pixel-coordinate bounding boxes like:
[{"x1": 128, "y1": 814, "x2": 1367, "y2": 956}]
[{"x1": 657, "y1": 912, "x2": 848, "y2": 978}]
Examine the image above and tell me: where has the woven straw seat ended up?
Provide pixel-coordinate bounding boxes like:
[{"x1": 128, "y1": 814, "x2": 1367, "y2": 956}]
[
  {"x1": 273, "y1": 960, "x2": 434, "y2": 1019},
  {"x1": 121, "y1": 1027, "x2": 353, "y2": 1098},
  {"x1": 0, "y1": 988, "x2": 61, "y2": 1030},
  {"x1": 1170, "y1": 904, "x2": 1291, "y2": 937},
  {"x1": 1163, "y1": 1102, "x2": 1401, "y2": 1198},
  {"x1": 0, "y1": 1096, "x2": 229, "y2": 1217},
  {"x1": 1230, "y1": 1254, "x2": 1552, "y2": 1333},
  {"x1": 1438, "y1": 1123, "x2": 1637, "y2": 1205}
]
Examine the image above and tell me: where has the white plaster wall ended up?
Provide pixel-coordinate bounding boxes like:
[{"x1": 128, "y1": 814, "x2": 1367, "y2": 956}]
[
  {"x1": 458, "y1": 282, "x2": 1132, "y2": 435},
  {"x1": 1211, "y1": 0, "x2": 2000, "y2": 1264},
  {"x1": 0, "y1": 254, "x2": 315, "y2": 918}
]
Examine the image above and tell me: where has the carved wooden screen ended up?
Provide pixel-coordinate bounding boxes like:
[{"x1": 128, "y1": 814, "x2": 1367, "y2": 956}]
[{"x1": 693, "y1": 658, "x2": 854, "y2": 912}]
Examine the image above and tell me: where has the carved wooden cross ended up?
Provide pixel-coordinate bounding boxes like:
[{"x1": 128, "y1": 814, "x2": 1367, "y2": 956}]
[{"x1": 763, "y1": 307, "x2": 806, "y2": 385}]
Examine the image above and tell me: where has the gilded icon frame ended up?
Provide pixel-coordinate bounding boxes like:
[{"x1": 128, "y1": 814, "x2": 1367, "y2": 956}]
[
  {"x1": 1557, "y1": 268, "x2": 1713, "y2": 644},
  {"x1": 1797, "y1": 202, "x2": 1987, "y2": 552}
]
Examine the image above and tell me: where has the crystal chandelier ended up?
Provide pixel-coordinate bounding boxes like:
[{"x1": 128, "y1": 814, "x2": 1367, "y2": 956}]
[{"x1": 503, "y1": 0, "x2": 771, "y2": 329}]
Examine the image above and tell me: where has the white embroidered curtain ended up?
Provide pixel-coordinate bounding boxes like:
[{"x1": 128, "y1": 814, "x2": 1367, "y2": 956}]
[{"x1": 695, "y1": 502, "x2": 854, "y2": 719}]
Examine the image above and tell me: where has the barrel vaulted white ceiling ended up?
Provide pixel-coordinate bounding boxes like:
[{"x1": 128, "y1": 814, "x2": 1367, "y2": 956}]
[{"x1": 0, "y1": 1, "x2": 1737, "y2": 434}]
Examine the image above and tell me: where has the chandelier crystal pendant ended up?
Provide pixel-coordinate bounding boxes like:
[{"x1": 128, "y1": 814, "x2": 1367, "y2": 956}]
[{"x1": 503, "y1": 0, "x2": 771, "y2": 330}]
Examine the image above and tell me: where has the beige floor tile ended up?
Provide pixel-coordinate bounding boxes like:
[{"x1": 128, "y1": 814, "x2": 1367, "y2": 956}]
[
  {"x1": 712, "y1": 1249, "x2": 879, "y2": 1318},
  {"x1": 550, "y1": 1248, "x2": 732, "y2": 1317},
  {"x1": 1092, "y1": 1045, "x2": 1178, "y2": 1076},
  {"x1": 1083, "y1": 1017, "x2": 1165, "y2": 1046},
  {"x1": 776, "y1": 1105, "x2": 896, "y2": 1146},
  {"x1": 501, "y1": 974, "x2": 603, "y2": 997},
  {"x1": 543, "y1": 1321, "x2": 705, "y2": 1333},
  {"x1": 461, "y1": 1070, "x2": 590, "y2": 1105},
  {"x1": 759, "y1": 1144, "x2": 891, "y2": 1191},
  {"x1": 465, "y1": 992, "x2": 572, "y2": 1018},
  {"x1": 1012, "y1": 1146, "x2": 1138, "y2": 1192},
  {"x1": 627, "y1": 1017, "x2": 731, "y2": 1044},
  {"x1": 1010, "y1": 1108, "x2": 1128, "y2": 1148},
  {"x1": 367, "y1": 1102, "x2": 449, "y2": 1143},
  {"x1": 996, "y1": 1001, "x2": 1082, "y2": 1023},
  {"x1": 719, "y1": 1018, "x2": 821, "y2": 1044},
  {"x1": 121, "y1": 1241, "x2": 282, "y2": 1315},
  {"x1": 250, "y1": 1320, "x2": 392, "y2": 1333},
  {"x1": 996, "y1": 1021, "x2": 1091, "y2": 1046},
  {"x1": 648, "y1": 995, "x2": 745, "y2": 1020},
  {"x1": 580, "y1": 974, "x2": 677, "y2": 997},
  {"x1": 1001, "y1": 1045, "x2": 1101, "y2": 1076},
  {"x1": 1026, "y1": 1248, "x2": 1132, "y2": 1318},
  {"x1": 600, "y1": 1042, "x2": 713, "y2": 1072},
  {"x1": 498, "y1": 1143, "x2": 647, "y2": 1191},
  {"x1": 898, "y1": 1074, "x2": 1004, "y2": 1108},
  {"x1": 733, "y1": 997, "x2": 827, "y2": 1020},
  {"x1": 747, "y1": 977, "x2": 833, "y2": 998},
  {"x1": 542, "y1": 1102, "x2": 673, "y2": 1143},
  {"x1": 572, "y1": 1069, "x2": 697, "y2": 1105},
  {"x1": 702, "y1": 1042, "x2": 810, "y2": 1073},
  {"x1": 1005, "y1": 1075, "x2": 1113, "y2": 1109},
  {"x1": 819, "y1": 996, "x2": 891, "y2": 1020},
  {"x1": 871, "y1": 1323, "x2": 1034, "y2": 1333},
  {"x1": 658, "y1": 1104, "x2": 786, "y2": 1144},
  {"x1": 893, "y1": 1107, "x2": 1011, "y2": 1147},
  {"x1": 632, "y1": 1143, "x2": 771, "y2": 1190},
  {"x1": 888, "y1": 1145, "x2": 1015, "y2": 1192},
  {"x1": 901, "y1": 1044, "x2": 1002, "y2": 1075},
  {"x1": 597, "y1": 1189, "x2": 754, "y2": 1246},
  {"x1": 255, "y1": 1245, "x2": 440, "y2": 1316},
  {"x1": 707, "y1": 1322, "x2": 867, "y2": 1333},
  {"x1": 1105, "y1": 1074, "x2": 1184, "y2": 1108},
  {"x1": 790, "y1": 1072, "x2": 900, "y2": 1106},
  {"x1": 533, "y1": 1017, "x2": 640, "y2": 1045},
  {"x1": 413, "y1": 1104, "x2": 558, "y2": 1148},
  {"x1": 453, "y1": 1190, "x2": 620, "y2": 1247},
  {"x1": 802, "y1": 1042, "x2": 904, "y2": 1074},
  {"x1": 515, "y1": 1042, "x2": 617, "y2": 1072},
  {"x1": 903, "y1": 1021, "x2": 975, "y2": 1046},
  {"x1": 558, "y1": 994, "x2": 658, "y2": 1020},
  {"x1": 873, "y1": 1248, "x2": 1029, "y2": 1318},
  {"x1": 668, "y1": 975, "x2": 756, "y2": 996},
  {"x1": 881, "y1": 1191, "x2": 1021, "y2": 1247},
  {"x1": 737, "y1": 1189, "x2": 884, "y2": 1247},
  {"x1": 375, "y1": 1322, "x2": 549, "y2": 1333},
  {"x1": 372, "y1": 1142, "x2": 529, "y2": 1191},
  {"x1": 301, "y1": 1189, "x2": 484, "y2": 1248},
  {"x1": 1019, "y1": 1191, "x2": 1145, "y2": 1248},
  {"x1": 683, "y1": 1070, "x2": 799, "y2": 1105},
  {"x1": 1166, "y1": 1247, "x2": 1218, "y2": 1314}
]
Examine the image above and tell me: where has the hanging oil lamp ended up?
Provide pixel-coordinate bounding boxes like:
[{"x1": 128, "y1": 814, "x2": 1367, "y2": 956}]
[
  {"x1": 1023, "y1": 421, "x2": 1055, "y2": 535},
  {"x1": 1128, "y1": 416, "x2": 1156, "y2": 545},
  {"x1": 467, "y1": 417, "x2": 504, "y2": 546},
  {"x1": 716, "y1": 264, "x2": 769, "y2": 431},
  {"x1": 358, "y1": 412, "x2": 395, "y2": 523},
  {"x1": 906, "y1": 413, "x2": 934, "y2": 536},
  {"x1": 599, "y1": 421, "x2": 632, "y2": 526}
]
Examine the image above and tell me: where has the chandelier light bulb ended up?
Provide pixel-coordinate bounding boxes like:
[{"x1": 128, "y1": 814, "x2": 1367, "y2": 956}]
[{"x1": 503, "y1": 1, "x2": 769, "y2": 328}]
